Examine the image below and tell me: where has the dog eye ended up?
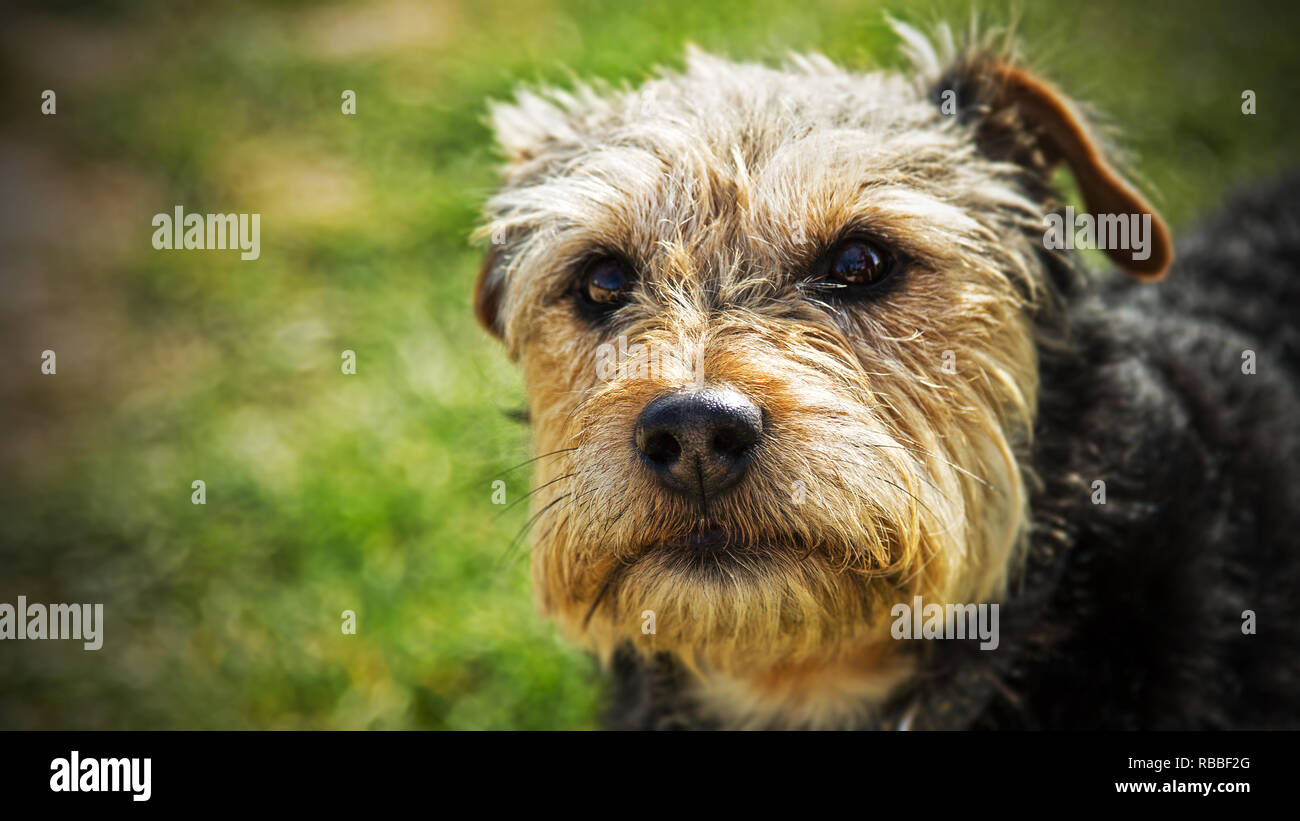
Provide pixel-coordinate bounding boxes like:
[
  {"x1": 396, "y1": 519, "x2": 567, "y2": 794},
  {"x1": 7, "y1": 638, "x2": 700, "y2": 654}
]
[
  {"x1": 579, "y1": 255, "x2": 636, "y2": 308},
  {"x1": 823, "y1": 238, "x2": 893, "y2": 287}
]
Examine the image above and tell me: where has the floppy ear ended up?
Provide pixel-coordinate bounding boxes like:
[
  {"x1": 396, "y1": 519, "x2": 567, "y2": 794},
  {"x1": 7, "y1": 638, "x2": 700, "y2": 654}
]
[
  {"x1": 934, "y1": 55, "x2": 1173, "y2": 280},
  {"x1": 474, "y1": 245, "x2": 506, "y2": 340}
]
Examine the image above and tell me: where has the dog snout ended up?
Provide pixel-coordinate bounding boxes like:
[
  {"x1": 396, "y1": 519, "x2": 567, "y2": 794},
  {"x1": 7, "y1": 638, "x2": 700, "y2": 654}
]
[{"x1": 634, "y1": 387, "x2": 762, "y2": 498}]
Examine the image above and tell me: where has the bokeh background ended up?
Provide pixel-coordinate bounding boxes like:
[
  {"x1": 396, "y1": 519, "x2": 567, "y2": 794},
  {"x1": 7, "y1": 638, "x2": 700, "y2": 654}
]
[{"x1": 1, "y1": 0, "x2": 1297, "y2": 729}]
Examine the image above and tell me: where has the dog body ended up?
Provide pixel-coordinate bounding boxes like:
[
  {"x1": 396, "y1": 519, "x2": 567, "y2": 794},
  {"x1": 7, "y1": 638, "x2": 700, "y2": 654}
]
[{"x1": 475, "y1": 25, "x2": 1300, "y2": 729}]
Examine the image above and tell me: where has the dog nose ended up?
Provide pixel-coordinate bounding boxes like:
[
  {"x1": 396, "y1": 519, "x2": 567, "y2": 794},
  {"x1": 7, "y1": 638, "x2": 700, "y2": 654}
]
[{"x1": 634, "y1": 387, "x2": 762, "y2": 498}]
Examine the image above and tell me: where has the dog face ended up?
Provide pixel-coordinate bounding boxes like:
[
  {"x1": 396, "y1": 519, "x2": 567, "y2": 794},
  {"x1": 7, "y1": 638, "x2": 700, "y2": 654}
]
[{"x1": 475, "y1": 24, "x2": 1170, "y2": 721}]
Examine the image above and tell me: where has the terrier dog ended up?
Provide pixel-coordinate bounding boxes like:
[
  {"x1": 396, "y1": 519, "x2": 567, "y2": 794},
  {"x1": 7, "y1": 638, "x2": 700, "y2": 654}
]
[{"x1": 473, "y1": 23, "x2": 1300, "y2": 729}]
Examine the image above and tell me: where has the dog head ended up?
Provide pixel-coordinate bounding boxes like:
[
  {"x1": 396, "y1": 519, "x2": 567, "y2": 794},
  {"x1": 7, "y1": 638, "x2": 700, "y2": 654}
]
[{"x1": 473, "y1": 23, "x2": 1170, "y2": 723}]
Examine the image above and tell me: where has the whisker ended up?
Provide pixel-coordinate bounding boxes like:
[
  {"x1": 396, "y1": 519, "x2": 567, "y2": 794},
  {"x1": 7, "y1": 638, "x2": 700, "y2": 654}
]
[
  {"x1": 496, "y1": 472, "x2": 576, "y2": 516},
  {"x1": 507, "y1": 492, "x2": 571, "y2": 556},
  {"x1": 491, "y1": 447, "x2": 578, "y2": 478},
  {"x1": 856, "y1": 439, "x2": 994, "y2": 491}
]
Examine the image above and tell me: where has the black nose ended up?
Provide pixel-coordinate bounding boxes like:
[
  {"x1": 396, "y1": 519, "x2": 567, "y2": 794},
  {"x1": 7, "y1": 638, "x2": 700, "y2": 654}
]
[{"x1": 634, "y1": 387, "x2": 762, "y2": 499}]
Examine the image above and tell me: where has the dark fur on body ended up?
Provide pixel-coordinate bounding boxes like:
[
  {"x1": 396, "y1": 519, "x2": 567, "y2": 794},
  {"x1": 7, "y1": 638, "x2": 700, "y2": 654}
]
[{"x1": 609, "y1": 176, "x2": 1300, "y2": 730}]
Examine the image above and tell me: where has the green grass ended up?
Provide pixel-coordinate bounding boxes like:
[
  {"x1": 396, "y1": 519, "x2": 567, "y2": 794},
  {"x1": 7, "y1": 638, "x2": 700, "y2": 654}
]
[{"x1": 0, "y1": 0, "x2": 1295, "y2": 728}]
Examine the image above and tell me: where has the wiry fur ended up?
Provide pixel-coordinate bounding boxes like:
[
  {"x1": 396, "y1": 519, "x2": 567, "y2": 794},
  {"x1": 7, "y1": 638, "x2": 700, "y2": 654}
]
[{"x1": 473, "y1": 23, "x2": 1300, "y2": 729}]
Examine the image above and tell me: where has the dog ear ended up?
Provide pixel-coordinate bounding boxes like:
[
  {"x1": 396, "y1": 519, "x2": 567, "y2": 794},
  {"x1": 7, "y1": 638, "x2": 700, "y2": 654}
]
[
  {"x1": 933, "y1": 55, "x2": 1173, "y2": 280},
  {"x1": 475, "y1": 90, "x2": 594, "y2": 342},
  {"x1": 488, "y1": 89, "x2": 596, "y2": 175},
  {"x1": 474, "y1": 245, "x2": 506, "y2": 340}
]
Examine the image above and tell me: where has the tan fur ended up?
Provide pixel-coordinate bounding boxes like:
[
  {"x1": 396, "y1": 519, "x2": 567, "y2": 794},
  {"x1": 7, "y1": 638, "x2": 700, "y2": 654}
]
[{"x1": 473, "y1": 22, "x2": 1165, "y2": 728}]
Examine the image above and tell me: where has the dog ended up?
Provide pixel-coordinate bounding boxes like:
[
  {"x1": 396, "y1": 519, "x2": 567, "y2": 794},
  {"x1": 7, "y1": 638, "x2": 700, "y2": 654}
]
[{"x1": 472, "y1": 23, "x2": 1300, "y2": 729}]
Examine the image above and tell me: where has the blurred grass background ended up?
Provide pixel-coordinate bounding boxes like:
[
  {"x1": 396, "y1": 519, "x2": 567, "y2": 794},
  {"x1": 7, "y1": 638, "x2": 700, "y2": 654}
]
[{"x1": 0, "y1": 0, "x2": 1296, "y2": 729}]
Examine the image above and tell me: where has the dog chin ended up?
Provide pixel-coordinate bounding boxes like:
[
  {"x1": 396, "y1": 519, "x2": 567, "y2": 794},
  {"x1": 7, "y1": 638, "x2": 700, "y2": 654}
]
[{"x1": 579, "y1": 540, "x2": 911, "y2": 712}]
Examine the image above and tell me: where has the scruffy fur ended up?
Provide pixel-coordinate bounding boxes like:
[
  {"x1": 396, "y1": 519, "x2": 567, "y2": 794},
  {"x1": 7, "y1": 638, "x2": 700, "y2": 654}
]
[{"x1": 474, "y1": 23, "x2": 1300, "y2": 729}]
